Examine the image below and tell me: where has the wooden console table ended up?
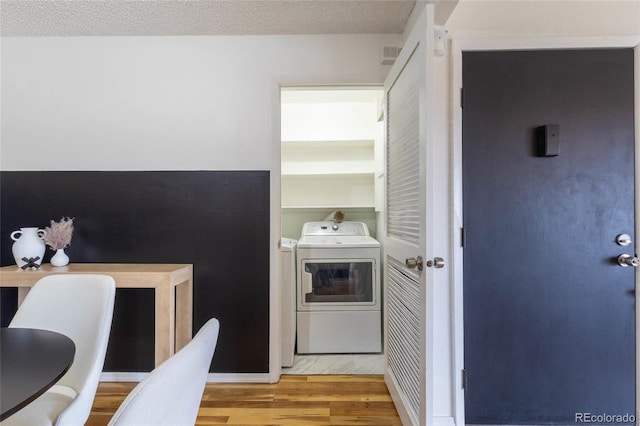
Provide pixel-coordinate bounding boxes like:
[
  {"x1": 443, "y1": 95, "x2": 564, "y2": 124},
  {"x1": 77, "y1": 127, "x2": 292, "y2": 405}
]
[{"x1": 0, "y1": 263, "x2": 193, "y2": 367}]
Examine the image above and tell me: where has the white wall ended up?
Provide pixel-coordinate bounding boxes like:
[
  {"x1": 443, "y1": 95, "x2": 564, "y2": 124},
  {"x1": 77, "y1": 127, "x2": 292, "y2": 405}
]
[
  {"x1": 282, "y1": 207, "x2": 377, "y2": 240},
  {"x1": 0, "y1": 34, "x2": 400, "y2": 171},
  {"x1": 0, "y1": 33, "x2": 400, "y2": 383},
  {"x1": 445, "y1": 0, "x2": 640, "y2": 38}
]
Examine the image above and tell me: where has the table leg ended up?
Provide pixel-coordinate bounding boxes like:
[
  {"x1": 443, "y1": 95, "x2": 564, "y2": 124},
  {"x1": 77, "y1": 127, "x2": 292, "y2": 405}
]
[
  {"x1": 17, "y1": 288, "x2": 30, "y2": 305},
  {"x1": 154, "y1": 283, "x2": 174, "y2": 367},
  {"x1": 175, "y1": 278, "x2": 193, "y2": 351}
]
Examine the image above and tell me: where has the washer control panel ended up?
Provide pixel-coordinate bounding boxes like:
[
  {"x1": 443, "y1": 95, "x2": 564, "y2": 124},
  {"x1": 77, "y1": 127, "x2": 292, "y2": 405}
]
[{"x1": 301, "y1": 221, "x2": 370, "y2": 237}]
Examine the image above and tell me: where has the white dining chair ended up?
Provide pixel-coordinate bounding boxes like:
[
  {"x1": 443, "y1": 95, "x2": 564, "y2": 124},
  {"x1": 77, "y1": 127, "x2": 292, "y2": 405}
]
[
  {"x1": 2, "y1": 274, "x2": 116, "y2": 426},
  {"x1": 108, "y1": 318, "x2": 220, "y2": 426}
]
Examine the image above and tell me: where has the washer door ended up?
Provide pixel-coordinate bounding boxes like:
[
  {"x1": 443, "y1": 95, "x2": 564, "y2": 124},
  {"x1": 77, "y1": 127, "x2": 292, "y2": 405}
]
[{"x1": 298, "y1": 259, "x2": 376, "y2": 310}]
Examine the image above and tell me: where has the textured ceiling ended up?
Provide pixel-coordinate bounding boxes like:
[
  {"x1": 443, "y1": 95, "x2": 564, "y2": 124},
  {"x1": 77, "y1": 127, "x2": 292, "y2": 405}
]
[{"x1": 0, "y1": 0, "x2": 417, "y2": 37}]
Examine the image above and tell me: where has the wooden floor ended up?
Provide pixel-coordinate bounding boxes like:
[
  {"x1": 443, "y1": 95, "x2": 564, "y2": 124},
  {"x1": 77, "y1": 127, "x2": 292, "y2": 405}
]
[{"x1": 87, "y1": 375, "x2": 402, "y2": 425}]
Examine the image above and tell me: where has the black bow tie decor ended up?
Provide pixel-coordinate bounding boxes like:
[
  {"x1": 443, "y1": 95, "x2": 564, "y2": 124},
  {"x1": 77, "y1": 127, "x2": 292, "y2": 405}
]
[{"x1": 20, "y1": 257, "x2": 42, "y2": 270}]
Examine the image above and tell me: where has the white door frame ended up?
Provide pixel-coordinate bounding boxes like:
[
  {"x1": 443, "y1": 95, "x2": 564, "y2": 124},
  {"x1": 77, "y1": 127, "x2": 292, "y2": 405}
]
[
  {"x1": 450, "y1": 36, "x2": 640, "y2": 423},
  {"x1": 269, "y1": 83, "x2": 388, "y2": 383}
]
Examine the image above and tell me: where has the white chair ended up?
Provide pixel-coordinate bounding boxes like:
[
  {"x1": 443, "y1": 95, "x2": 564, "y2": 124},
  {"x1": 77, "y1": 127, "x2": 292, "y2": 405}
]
[
  {"x1": 108, "y1": 318, "x2": 220, "y2": 426},
  {"x1": 2, "y1": 274, "x2": 116, "y2": 426}
]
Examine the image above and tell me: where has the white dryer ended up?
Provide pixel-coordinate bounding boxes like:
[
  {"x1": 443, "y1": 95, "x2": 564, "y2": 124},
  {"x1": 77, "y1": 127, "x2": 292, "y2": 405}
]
[{"x1": 296, "y1": 221, "x2": 381, "y2": 353}]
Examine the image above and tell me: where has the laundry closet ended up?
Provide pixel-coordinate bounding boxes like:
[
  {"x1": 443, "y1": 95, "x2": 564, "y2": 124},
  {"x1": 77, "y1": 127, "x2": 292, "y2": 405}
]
[{"x1": 280, "y1": 87, "x2": 385, "y2": 374}]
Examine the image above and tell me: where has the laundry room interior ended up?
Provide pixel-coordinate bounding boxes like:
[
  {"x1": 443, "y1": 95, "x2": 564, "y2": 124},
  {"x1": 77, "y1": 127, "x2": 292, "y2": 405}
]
[{"x1": 280, "y1": 86, "x2": 386, "y2": 374}]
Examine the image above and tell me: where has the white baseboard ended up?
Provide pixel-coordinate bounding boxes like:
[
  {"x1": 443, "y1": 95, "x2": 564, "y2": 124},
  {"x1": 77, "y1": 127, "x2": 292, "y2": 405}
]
[
  {"x1": 100, "y1": 372, "x2": 271, "y2": 383},
  {"x1": 100, "y1": 372, "x2": 147, "y2": 382},
  {"x1": 207, "y1": 373, "x2": 271, "y2": 383},
  {"x1": 434, "y1": 416, "x2": 456, "y2": 426}
]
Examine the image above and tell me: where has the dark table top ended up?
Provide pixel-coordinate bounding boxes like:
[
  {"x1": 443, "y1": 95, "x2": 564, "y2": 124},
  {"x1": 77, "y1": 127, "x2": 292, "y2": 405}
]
[{"x1": 0, "y1": 327, "x2": 76, "y2": 421}]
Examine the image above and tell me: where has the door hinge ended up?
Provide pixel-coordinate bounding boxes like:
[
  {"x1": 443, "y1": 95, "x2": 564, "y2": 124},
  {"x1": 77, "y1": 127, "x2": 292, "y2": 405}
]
[
  {"x1": 461, "y1": 369, "x2": 467, "y2": 390},
  {"x1": 460, "y1": 227, "x2": 465, "y2": 248},
  {"x1": 460, "y1": 87, "x2": 464, "y2": 109}
]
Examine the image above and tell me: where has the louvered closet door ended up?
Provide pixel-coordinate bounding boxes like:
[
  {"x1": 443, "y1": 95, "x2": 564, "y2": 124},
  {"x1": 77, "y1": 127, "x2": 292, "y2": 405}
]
[{"x1": 383, "y1": 6, "x2": 435, "y2": 426}]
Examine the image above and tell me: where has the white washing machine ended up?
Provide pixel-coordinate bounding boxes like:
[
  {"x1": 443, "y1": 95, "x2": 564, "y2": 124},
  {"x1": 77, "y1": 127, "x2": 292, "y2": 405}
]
[{"x1": 296, "y1": 221, "x2": 381, "y2": 353}]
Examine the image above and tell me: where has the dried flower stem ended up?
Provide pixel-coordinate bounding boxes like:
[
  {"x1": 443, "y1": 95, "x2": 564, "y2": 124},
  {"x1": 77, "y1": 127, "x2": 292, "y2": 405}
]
[{"x1": 43, "y1": 217, "x2": 74, "y2": 250}]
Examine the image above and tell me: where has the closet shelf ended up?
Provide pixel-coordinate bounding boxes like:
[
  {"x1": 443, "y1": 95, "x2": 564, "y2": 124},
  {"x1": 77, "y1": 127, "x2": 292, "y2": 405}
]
[
  {"x1": 281, "y1": 139, "x2": 374, "y2": 149},
  {"x1": 281, "y1": 166, "x2": 374, "y2": 177},
  {"x1": 282, "y1": 204, "x2": 375, "y2": 209}
]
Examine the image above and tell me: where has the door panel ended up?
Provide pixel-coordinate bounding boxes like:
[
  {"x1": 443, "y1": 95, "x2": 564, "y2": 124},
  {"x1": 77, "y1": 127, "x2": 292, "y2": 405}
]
[
  {"x1": 384, "y1": 6, "x2": 434, "y2": 426},
  {"x1": 463, "y1": 49, "x2": 635, "y2": 423},
  {"x1": 387, "y1": 257, "x2": 422, "y2": 413}
]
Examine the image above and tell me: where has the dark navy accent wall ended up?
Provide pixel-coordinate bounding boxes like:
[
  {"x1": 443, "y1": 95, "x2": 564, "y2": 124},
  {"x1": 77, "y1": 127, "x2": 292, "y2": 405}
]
[{"x1": 1, "y1": 171, "x2": 270, "y2": 373}]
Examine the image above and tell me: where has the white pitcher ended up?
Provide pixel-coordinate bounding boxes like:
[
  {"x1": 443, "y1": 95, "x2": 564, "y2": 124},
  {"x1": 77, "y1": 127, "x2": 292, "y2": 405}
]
[{"x1": 11, "y1": 227, "x2": 46, "y2": 268}]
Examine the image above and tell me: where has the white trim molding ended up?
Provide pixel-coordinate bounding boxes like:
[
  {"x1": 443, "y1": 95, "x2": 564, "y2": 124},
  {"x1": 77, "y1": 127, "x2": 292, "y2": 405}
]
[
  {"x1": 100, "y1": 372, "x2": 147, "y2": 382},
  {"x1": 207, "y1": 373, "x2": 272, "y2": 383},
  {"x1": 634, "y1": 43, "x2": 640, "y2": 422},
  {"x1": 434, "y1": 416, "x2": 456, "y2": 426},
  {"x1": 101, "y1": 372, "x2": 272, "y2": 383},
  {"x1": 451, "y1": 35, "x2": 640, "y2": 52},
  {"x1": 269, "y1": 80, "x2": 284, "y2": 384}
]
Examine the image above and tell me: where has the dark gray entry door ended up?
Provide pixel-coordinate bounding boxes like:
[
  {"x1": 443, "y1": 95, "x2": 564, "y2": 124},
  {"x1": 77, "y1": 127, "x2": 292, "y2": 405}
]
[{"x1": 463, "y1": 49, "x2": 635, "y2": 424}]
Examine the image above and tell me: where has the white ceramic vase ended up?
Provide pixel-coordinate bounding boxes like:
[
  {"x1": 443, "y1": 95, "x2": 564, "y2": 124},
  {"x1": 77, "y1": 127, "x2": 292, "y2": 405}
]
[
  {"x1": 11, "y1": 227, "x2": 46, "y2": 268},
  {"x1": 51, "y1": 249, "x2": 70, "y2": 267}
]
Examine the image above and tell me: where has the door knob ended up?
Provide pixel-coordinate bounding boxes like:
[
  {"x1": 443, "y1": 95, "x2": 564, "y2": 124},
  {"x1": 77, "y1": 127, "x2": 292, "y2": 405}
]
[
  {"x1": 617, "y1": 254, "x2": 640, "y2": 267},
  {"x1": 405, "y1": 256, "x2": 424, "y2": 271},
  {"x1": 426, "y1": 257, "x2": 445, "y2": 269}
]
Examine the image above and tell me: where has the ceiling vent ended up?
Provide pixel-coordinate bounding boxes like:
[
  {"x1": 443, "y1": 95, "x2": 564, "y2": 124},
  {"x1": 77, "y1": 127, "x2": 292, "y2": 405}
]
[{"x1": 381, "y1": 45, "x2": 401, "y2": 65}]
